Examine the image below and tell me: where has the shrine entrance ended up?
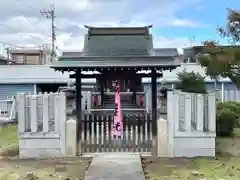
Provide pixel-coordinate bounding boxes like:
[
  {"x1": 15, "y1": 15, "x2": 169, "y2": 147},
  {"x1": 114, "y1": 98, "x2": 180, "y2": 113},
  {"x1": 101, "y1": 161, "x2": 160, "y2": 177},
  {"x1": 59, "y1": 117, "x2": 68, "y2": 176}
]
[
  {"x1": 51, "y1": 25, "x2": 180, "y2": 155},
  {"x1": 80, "y1": 113, "x2": 152, "y2": 153}
]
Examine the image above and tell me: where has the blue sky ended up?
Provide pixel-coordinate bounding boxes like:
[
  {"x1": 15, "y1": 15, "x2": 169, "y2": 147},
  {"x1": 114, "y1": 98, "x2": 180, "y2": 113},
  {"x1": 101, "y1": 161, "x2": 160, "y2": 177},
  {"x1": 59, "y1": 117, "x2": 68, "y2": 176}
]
[{"x1": 153, "y1": 0, "x2": 238, "y2": 45}]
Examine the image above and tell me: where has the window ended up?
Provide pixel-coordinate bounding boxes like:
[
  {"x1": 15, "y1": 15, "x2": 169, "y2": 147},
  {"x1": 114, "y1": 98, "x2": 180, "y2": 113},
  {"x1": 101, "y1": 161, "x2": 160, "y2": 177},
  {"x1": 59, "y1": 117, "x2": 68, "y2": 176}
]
[
  {"x1": 183, "y1": 58, "x2": 189, "y2": 63},
  {"x1": 182, "y1": 57, "x2": 197, "y2": 63},
  {"x1": 13, "y1": 55, "x2": 24, "y2": 64},
  {"x1": 26, "y1": 55, "x2": 40, "y2": 64}
]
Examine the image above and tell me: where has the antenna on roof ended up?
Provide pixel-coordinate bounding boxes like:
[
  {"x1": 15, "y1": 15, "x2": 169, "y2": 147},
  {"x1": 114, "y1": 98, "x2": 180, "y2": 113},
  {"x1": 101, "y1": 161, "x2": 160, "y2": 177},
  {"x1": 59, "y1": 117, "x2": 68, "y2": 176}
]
[{"x1": 147, "y1": 25, "x2": 153, "y2": 28}]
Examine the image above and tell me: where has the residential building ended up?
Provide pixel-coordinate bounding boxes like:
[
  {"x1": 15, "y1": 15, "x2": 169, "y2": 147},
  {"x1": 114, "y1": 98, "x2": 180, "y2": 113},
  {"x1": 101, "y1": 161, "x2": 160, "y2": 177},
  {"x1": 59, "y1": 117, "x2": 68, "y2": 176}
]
[
  {"x1": 0, "y1": 54, "x2": 18, "y2": 65},
  {"x1": 7, "y1": 44, "x2": 51, "y2": 65},
  {"x1": 0, "y1": 55, "x2": 7, "y2": 65}
]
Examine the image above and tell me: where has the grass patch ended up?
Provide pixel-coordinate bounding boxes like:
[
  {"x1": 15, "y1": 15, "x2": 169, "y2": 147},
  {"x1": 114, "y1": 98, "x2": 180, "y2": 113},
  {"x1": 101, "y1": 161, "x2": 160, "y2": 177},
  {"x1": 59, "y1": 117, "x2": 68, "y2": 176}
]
[
  {"x1": 234, "y1": 128, "x2": 240, "y2": 136},
  {"x1": 142, "y1": 156, "x2": 240, "y2": 180},
  {"x1": 142, "y1": 137, "x2": 240, "y2": 179},
  {"x1": 216, "y1": 137, "x2": 240, "y2": 156},
  {"x1": 0, "y1": 124, "x2": 92, "y2": 179},
  {"x1": 0, "y1": 124, "x2": 18, "y2": 156}
]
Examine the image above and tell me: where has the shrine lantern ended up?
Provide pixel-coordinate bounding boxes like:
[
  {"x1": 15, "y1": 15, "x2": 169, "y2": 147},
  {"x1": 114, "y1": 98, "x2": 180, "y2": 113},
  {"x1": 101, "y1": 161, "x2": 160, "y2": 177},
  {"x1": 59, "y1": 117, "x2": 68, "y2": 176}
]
[{"x1": 140, "y1": 95, "x2": 144, "y2": 107}]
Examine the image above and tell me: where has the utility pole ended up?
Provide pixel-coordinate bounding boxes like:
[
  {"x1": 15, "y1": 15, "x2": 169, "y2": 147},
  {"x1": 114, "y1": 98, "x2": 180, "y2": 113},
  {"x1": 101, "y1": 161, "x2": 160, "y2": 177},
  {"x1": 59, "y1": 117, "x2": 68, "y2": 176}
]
[
  {"x1": 40, "y1": 4, "x2": 56, "y2": 61},
  {"x1": 189, "y1": 36, "x2": 195, "y2": 47},
  {"x1": 6, "y1": 47, "x2": 9, "y2": 64}
]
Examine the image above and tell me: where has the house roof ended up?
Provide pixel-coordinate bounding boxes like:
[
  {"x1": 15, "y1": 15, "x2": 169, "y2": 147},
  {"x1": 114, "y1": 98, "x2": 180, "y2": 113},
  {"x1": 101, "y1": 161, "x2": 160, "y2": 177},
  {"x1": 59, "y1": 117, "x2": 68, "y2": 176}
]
[
  {"x1": 61, "y1": 48, "x2": 179, "y2": 58},
  {"x1": 7, "y1": 47, "x2": 51, "y2": 54},
  {"x1": 0, "y1": 64, "x2": 232, "y2": 84},
  {"x1": 82, "y1": 35, "x2": 153, "y2": 56},
  {"x1": 55, "y1": 26, "x2": 179, "y2": 67},
  {"x1": 0, "y1": 65, "x2": 71, "y2": 84},
  {"x1": 51, "y1": 55, "x2": 180, "y2": 70},
  {"x1": 53, "y1": 50, "x2": 181, "y2": 70}
]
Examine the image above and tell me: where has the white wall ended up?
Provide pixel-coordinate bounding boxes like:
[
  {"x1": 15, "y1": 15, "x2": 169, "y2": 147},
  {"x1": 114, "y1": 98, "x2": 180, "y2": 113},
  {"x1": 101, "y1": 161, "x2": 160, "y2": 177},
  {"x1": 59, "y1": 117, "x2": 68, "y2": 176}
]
[
  {"x1": 18, "y1": 92, "x2": 66, "y2": 158},
  {"x1": 158, "y1": 91, "x2": 216, "y2": 157}
]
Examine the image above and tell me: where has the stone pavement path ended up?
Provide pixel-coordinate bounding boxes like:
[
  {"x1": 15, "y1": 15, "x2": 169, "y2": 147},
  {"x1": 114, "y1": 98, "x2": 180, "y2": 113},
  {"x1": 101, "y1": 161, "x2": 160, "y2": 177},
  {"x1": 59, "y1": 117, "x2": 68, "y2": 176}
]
[{"x1": 85, "y1": 153, "x2": 145, "y2": 180}]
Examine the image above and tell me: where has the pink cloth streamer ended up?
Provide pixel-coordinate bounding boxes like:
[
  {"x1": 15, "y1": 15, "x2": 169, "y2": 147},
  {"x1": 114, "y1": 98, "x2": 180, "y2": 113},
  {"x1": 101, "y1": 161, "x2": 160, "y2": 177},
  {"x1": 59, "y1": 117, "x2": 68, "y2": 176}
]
[{"x1": 112, "y1": 84, "x2": 123, "y2": 137}]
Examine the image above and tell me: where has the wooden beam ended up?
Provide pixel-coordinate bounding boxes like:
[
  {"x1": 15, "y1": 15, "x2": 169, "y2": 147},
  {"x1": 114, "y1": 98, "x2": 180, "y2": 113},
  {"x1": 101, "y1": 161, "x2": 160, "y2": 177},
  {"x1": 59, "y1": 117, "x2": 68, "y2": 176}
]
[
  {"x1": 69, "y1": 72, "x2": 162, "y2": 78},
  {"x1": 70, "y1": 74, "x2": 101, "y2": 78},
  {"x1": 151, "y1": 69, "x2": 157, "y2": 156},
  {"x1": 76, "y1": 69, "x2": 82, "y2": 155}
]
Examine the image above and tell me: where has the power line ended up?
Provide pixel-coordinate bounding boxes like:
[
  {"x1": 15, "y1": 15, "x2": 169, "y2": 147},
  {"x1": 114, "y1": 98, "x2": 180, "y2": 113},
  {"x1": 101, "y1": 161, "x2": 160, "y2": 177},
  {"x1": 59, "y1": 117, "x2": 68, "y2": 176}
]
[
  {"x1": 41, "y1": 4, "x2": 56, "y2": 61},
  {"x1": 0, "y1": 41, "x2": 22, "y2": 48},
  {"x1": 14, "y1": 0, "x2": 37, "y2": 11},
  {"x1": 4, "y1": 1, "x2": 61, "y2": 52},
  {"x1": 0, "y1": 23, "x2": 45, "y2": 41},
  {"x1": 11, "y1": 0, "x2": 51, "y2": 39},
  {"x1": 10, "y1": 1, "x2": 70, "y2": 51},
  {"x1": 12, "y1": 0, "x2": 37, "y2": 27}
]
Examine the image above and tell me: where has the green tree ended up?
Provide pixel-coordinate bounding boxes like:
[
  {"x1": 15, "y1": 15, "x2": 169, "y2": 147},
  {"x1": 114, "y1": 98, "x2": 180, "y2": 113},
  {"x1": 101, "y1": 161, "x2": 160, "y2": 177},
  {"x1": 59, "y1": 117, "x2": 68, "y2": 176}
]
[
  {"x1": 176, "y1": 71, "x2": 206, "y2": 93},
  {"x1": 198, "y1": 9, "x2": 240, "y2": 87}
]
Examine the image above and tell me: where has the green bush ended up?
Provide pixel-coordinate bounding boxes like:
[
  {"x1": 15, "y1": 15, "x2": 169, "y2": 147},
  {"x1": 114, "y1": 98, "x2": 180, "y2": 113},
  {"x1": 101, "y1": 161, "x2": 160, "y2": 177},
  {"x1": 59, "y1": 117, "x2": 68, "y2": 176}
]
[
  {"x1": 216, "y1": 108, "x2": 236, "y2": 137},
  {"x1": 217, "y1": 101, "x2": 240, "y2": 127},
  {"x1": 217, "y1": 102, "x2": 240, "y2": 114},
  {"x1": 176, "y1": 71, "x2": 206, "y2": 94}
]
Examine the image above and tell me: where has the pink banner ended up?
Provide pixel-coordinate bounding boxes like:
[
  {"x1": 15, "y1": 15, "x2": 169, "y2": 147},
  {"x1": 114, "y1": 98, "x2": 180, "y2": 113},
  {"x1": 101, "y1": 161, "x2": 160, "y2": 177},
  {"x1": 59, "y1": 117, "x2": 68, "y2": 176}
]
[{"x1": 112, "y1": 81, "x2": 123, "y2": 137}]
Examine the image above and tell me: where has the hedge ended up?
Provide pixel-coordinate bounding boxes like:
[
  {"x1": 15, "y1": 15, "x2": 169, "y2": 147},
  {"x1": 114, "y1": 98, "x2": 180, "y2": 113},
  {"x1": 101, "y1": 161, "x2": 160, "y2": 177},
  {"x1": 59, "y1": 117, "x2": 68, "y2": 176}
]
[{"x1": 216, "y1": 101, "x2": 240, "y2": 136}]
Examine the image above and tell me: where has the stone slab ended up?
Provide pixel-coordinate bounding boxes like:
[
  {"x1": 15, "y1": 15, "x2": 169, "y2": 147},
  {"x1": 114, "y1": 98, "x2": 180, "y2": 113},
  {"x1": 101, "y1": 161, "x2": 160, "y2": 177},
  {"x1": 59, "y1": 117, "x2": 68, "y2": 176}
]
[{"x1": 85, "y1": 153, "x2": 145, "y2": 180}]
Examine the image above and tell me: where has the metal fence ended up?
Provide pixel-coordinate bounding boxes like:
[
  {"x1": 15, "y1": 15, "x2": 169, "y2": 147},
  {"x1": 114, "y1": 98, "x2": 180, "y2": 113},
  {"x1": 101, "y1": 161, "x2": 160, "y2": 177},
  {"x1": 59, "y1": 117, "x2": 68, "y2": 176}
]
[
  {"x1": 0, "y1": 97, "x2": 16, "y2": 122},
  {"x1": 222, "y1": 90, "x2": 240, "y2": 102}
]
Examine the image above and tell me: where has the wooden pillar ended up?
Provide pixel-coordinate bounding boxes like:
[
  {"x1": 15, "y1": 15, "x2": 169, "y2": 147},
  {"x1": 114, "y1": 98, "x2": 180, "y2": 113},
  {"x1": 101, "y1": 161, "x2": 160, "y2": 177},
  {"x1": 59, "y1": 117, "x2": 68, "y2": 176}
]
[
  {"x1": 151, "y1": 69, "x2": 157, "y2": 156},
  {"x1": 100, "y1": 73, "x2": 104, "y2": 106},
  {"x1": 76, "y1": 69, "x2": 82, "y2": 155},
  {"x1": 100, "y1": 74, "x2": 104, "y2": 93}
]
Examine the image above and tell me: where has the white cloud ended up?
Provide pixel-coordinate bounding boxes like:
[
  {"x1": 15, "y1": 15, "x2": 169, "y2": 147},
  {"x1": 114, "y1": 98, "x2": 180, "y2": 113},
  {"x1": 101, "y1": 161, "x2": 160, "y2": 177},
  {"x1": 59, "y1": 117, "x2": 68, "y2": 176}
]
[
  {"x1": 0, "y1": 0, "x2": 204, "y2": 54},
  {"x1": 154, "y1": 36, "x2": 201, "y2": 48},
  {"x1": 172, "y1": 19, "x2": 202, "y2": 27}
]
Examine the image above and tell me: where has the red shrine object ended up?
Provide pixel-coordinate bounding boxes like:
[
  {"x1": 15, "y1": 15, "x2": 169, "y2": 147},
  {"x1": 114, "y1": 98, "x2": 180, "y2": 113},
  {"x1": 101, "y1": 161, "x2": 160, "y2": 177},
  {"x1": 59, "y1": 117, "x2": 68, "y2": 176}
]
[
  {"x1": 140, "y1": 95, "x2": 144, "y2": 107},
  {"x1": 93, "y1": 95, "x2": 98, "y2": 107}
]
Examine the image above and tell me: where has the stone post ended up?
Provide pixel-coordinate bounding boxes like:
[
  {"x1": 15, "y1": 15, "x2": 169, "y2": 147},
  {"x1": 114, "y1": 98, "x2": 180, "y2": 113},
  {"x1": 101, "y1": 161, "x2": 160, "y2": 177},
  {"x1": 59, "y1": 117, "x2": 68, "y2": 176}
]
[{"x1": 65, "y1": 119, "x2": 77, "y2": 157}]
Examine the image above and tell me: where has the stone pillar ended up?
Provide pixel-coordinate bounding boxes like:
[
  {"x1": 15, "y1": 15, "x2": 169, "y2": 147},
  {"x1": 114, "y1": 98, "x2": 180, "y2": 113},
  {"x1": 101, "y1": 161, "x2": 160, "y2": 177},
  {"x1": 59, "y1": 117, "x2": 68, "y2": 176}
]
[
  {"x1": 157, "y1": 118, "x2": 168, "y2": 157},
  {"x1": 66, "y1": 119, "x2": 77, "y2": 156}
]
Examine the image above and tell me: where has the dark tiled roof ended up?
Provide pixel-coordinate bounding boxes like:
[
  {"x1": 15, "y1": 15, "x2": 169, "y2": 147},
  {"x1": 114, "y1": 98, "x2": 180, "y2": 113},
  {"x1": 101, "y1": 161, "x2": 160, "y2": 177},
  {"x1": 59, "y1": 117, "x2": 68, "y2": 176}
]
[
  {"x1": 153, "y1": 48, "x2": 179, "y2": 57},
  {"x1": 62, "y1": 52, "x2": 83, "y2": 57},
  {"x1": 51, "y1": 56, "x2": 180, "y2": 69},
  {"x1": 86, "y1": 26, "x2": 151, "y2": 36},
  {"x1": 83, "y1": 35, "x2": 152, "y2": 56}
]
